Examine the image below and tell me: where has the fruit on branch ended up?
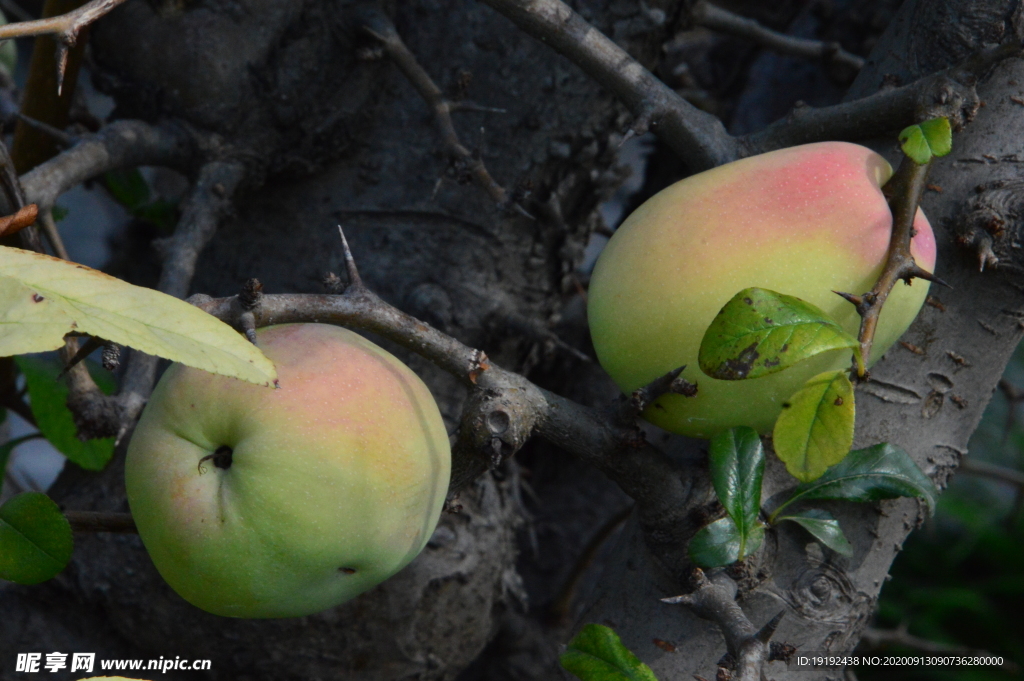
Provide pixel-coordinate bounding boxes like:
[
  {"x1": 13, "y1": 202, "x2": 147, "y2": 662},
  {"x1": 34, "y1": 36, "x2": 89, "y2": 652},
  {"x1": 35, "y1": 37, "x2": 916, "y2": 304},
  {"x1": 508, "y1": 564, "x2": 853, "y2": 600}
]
[
  {"x1": 588, "y1": 142, "x2": 936, "y2": 438},
  {"x1": 126, "y1": 324, "x2": 451, "y2": 618}
]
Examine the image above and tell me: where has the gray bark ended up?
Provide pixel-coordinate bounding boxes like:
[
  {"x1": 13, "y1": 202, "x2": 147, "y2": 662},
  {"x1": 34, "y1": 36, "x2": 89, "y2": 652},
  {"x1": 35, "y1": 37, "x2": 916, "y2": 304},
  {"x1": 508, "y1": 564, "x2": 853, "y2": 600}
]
[{"x1": 2, "y1": 0, "x2": 1023, "y2": 679}]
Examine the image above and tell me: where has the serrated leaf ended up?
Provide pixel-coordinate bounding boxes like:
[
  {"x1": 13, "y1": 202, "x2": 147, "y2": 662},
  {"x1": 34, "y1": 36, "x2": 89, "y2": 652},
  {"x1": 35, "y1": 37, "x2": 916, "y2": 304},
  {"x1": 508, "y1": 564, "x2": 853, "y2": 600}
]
[
  {"x1": 898, "y1": 118, "x2": 951, "y2": 164},
  {"x1": 772, "y1": 443, "x2": 938, "y2": 519},
  {"x1": 0, "y1": 246, "x2": 276, "y2": 386},
  {"x1": 699, "y1": 288, "x2": 861, "y2": 381},
  {"x1": 709, "y1": 427, "x2": 764, "y2": 554},
  {"x1": 777, "y1": 509, "x2": 852, "y2": 557},
  {"x1": 560, "y1": 624, "x2": 659, "y2": 681},
  {"x1": 15, "y1": 356, "x2": 115, "y2": 471},
  {"x1": 688, "y1": 516, "x2": 764, "y2": 568},
  {"x1": 0, "y1": 492, "x2": 73, "y2": 584},
  {"x1": 773, "y1": 370, "x2": 855, "y2": 483}
]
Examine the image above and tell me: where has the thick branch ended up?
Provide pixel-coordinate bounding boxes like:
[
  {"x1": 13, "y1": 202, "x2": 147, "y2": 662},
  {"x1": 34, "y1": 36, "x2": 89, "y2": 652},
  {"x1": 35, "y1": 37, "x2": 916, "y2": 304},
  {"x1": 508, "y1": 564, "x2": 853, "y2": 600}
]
[
  {"x1": 479, "y1": 0, "x2": 735, "y2": 170},
  {"x1": 663, "y1": 569, "x2": 766, "y2": 681},
  {"x1": 692, "y1": 1, "x2": 864, "y2": 73},
  {"x1": 195, "y1": 286, "x2": 698, "y2": 577},
  {"x1": 742, "y1": 42, "x2": 1022, "y2": 154},
  {"x1": 20, "y1": 119, "x2": 196, "y2": 211}
]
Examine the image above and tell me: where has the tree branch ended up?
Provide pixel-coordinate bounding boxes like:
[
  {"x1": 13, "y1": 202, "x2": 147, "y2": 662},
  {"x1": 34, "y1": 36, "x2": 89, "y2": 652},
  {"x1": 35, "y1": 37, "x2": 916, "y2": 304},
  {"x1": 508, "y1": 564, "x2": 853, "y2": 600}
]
[
  {"x1": 692, "y1": 0, "x2": 865, "y2": 73},
  {"x1": 65, "y1": 510, "x2": 137, "y2": 533},
  {"x1": 63, "y1": 158, "x2": 245, "y2": 440},
  {"x1": 834, "y1": 154, "x2": 942, "y2": 374},
  {"x1": 478, "y1": 0, "x2": 736, "y2": 171},
  {"x1": 355, "y1": 5, "x2": 531, "y2": 218},
  {"x1": 741, "y1": 41, "x2": 1022, "y2": 154},
  {"x1": 193, "y1": 272, "x2": 699, "y2": 577},
  {"x1": 662, "y1": 569, "x2": 769, "y2": 681},
  {"x1": 0, "y1": 0, "x2": 127, "y2": 42},
  {"x1": 20, "y1": 119, "x2": 197, "y2": 212}
]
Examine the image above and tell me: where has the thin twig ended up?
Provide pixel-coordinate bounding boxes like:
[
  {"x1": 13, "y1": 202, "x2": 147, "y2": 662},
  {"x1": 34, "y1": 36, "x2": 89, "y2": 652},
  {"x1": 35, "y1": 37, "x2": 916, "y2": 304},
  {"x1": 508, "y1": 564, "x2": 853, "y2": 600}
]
[
  {"x1": 65, "y1": 510, "x2": 138, "y2": 533},
  {"x1": 15, "y1": 112, "x2": 80, "y2": 149},
  {"x1": 692, "y1": 1, "x2": 865, "y2": 73},
  {"x1": 839, "y1": 155, "x2": 941, "y2": 374},
  {"x1": 356, "y1": 6, "x2": 533, "y2": 218},
  {"x1": 959, "y1": 458, "x2": 1024, "y2": 487},
  {"x1": 0, "y1": 136, "x2": 45, "y2": 252},
  {"x1": 68, "y1": 160, "x2": 246, "y2": 440},
  {"x1": 37, "y1": 205, "x2": 69, "y2": 259},
  {"x1": 479, "y1": 0, "x2": 735, "y2": 170},
  {"x1": 860, "y1": 627, "x2": 1018, "y2": 672},
  {"x1": 0, "y1": 0, "x2": 129, "y2": 93}
]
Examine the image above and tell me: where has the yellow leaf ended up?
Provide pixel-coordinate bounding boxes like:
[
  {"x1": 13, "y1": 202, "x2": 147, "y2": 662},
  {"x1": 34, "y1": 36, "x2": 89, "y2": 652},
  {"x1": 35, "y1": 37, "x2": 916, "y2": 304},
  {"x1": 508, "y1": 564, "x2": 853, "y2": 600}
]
[{"x1": 0, "y1": 247, "x2": 276, "y2": 386}]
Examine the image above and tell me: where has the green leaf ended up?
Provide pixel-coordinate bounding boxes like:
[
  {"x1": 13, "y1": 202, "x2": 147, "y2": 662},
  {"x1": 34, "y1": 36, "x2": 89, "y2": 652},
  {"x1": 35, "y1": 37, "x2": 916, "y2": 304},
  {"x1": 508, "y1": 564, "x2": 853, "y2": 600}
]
[
  {"x1": 772, "y1": 443, "x2": 938, "y2": 519},
  {"x1": 776, "y1": 509, "x2": 853, "y2": 557},
  {"x1": 0, "y1": 492, "x2": 73, "y2": 584},
  {"x1": 898, "y1": 118, "x2": 952, "y2": 164},
  {"x1": 688, "y1": 516, "x2": 764, "y2": 568},
  {"x1": 50, "y1": 205, "x2": 69, "y2": 222},
  {"x1": 560, "y1": 624, "x2": 659, "y2": 681},
  {"x1": 15, "y1": 356, "x2": 115, "y2": 471},
  {"x1": 773, "y1": 370, "x2": 855, "y2": 483},
  {"x1": 698, "y1": 288, "x2": 861, "y2": 381},
  {"x1": 103, "y1": 169, "x2": 151, "y2": 211},
  {"x1": 709, "y1": 427, "x2": 764, "y2": 556},
  {"x1": 0, "y1": 246, "x2": 277, "y2": 387}
]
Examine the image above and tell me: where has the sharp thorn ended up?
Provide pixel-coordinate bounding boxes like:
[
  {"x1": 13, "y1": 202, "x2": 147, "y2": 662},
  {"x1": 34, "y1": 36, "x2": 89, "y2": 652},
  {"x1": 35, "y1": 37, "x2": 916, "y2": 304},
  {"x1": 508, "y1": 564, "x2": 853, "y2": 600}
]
[
  {"x1": 57, "y1": 336, "x2": 104, "y2": 379},
  {"x1": 834, "y1": 290, "x2": 863, "y2": 307},
  {"x1": 511, "y1": 201, "x2": 535, "y2": 220},
  {"x1": 909, "y1": 266, "x2": 952, "y2": 288},
  {"x1": 755, "y1": 610, "x2": 786, "y2": 644},
  {"x1": 336, "y1": 225, "x2": 364, "y2": 289},
  {"x1": 54, "y1": 43, "x2": 69, "y2": 97}
]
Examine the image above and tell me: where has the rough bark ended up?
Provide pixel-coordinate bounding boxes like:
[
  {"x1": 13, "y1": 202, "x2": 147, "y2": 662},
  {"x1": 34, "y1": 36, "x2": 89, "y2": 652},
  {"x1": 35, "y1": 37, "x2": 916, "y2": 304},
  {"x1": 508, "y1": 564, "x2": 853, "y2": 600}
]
[{"x1": 1, "y1": 0, "x2": 1023, "y2": 680}]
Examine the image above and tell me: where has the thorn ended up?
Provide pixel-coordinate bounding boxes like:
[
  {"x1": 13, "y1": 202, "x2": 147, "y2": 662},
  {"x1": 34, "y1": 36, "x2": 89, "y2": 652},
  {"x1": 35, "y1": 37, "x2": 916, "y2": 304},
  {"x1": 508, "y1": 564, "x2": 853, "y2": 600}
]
[
  {"x1": 907, "y1": 266, "x2": 952, "y2": 288},
  {"x1": 57, "y1": 336, "x2": 105, "y2": 379},
  {"x1": 755, "y1": 610, "x2": 786, "y2": 644},
  {"x1": 54, "y1": 41, "x2": 70, "y2": 97},
  {"x1": 507, "y1": 200, "x2": 535, "y2": 220},
  {"x1": 619, "y1": 127, "x2": 638, "y2": 147},
  {"x1": 833, "y1": 290, "x2": 863, "y2": 307},
  {"x1": 337, "y1": 225, "x2": 364, "y2": 289}
]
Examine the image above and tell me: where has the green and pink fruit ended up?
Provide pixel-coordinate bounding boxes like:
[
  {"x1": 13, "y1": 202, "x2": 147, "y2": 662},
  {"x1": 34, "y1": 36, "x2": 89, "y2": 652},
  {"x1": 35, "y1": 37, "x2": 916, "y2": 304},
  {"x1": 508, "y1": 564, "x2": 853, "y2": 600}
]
[
  {"x1": 588, "y1": 142, "x2": 936, "y2": 438},
  {"x1": 126, "y1": 323, "x2": 451, "y2": 618}
]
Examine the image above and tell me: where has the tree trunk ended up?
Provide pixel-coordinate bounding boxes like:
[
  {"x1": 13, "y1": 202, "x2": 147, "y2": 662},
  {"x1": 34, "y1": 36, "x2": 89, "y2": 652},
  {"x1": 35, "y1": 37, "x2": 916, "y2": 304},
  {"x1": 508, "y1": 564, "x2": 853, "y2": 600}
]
[{"x1": 2, "y1": 0, "x2": 1023, "y2": 679}]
